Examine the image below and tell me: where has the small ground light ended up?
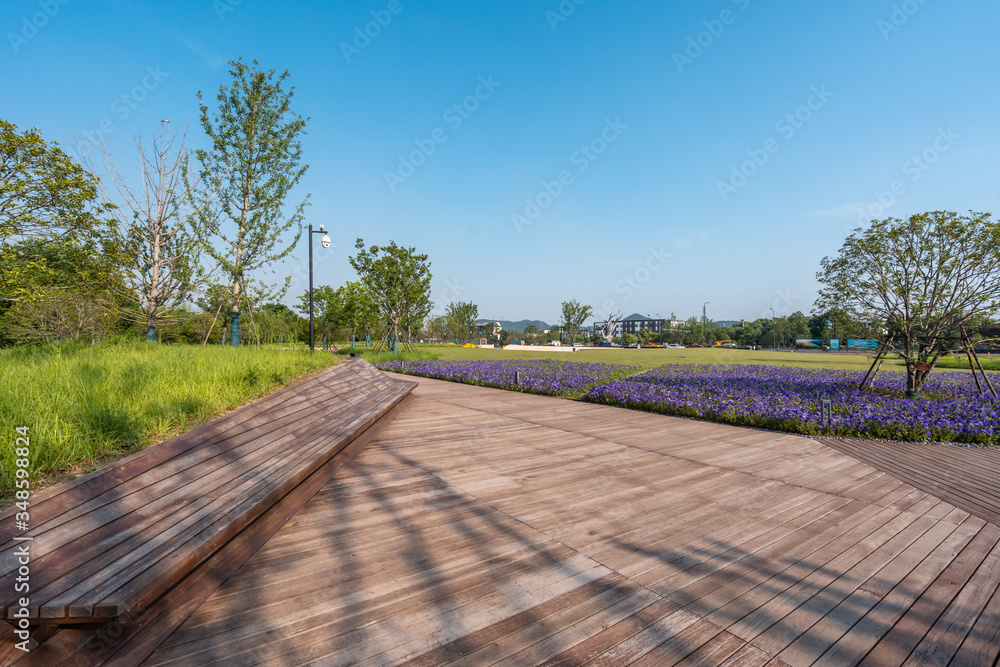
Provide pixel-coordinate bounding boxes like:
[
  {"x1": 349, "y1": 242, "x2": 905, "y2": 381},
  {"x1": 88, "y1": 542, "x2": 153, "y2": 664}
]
[
  {"x1": 821, "y1": 399, "x2": 833, "y2": 423},
  {"x1": 514, "y1": 370, "x2": 520, "y2": 386}
]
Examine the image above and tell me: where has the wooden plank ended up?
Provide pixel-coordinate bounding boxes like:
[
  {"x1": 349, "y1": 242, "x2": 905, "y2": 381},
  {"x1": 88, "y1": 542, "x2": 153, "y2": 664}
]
[
  {"x1": 860, "y1": 521, "x2": 1000, "y2": 666},
  {"x1": 533, "y1": 599, "x2": 681, "y2": 666},
  {"x1": 772, "y1": 517, "x2": 972, "y2": 665},
  {"x1": 946, "y1": 569, "x2": 1000, "y2": 667},
  {"x1": 98, "y1": 375, "x2": 1000, "y2": 664},
  {"x1": 393, "y1": 574, "x2": 630, "y2": 667},
  {"x1": 0, "y1": 374, "x2": 412, "y2": 618},
  {"x1": 3, "y1": 385, "x2": 413, "y2": 667}
]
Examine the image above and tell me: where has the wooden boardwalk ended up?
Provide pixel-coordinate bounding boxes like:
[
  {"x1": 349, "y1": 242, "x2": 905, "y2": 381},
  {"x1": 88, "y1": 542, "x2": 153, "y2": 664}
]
[{"x1": 143, "y1": 376, "x2": 1000, "y2": 666}]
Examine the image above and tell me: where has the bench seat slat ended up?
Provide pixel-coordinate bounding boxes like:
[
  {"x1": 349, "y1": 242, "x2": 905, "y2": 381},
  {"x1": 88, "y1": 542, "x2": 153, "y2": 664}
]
[{"x1": 0, "y1": 360, "x2": 415, "y2": 624}]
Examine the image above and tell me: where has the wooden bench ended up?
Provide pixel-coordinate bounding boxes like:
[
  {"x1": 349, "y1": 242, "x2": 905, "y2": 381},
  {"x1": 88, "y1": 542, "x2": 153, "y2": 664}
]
[{"x1": 0, "y1": 359, "x2": 414, "y2": 630}]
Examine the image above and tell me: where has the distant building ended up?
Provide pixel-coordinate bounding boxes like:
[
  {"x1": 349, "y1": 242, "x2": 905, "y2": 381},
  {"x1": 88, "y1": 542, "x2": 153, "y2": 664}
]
[
  {"x1": 594, "y1": 313, "x2": 666, "y2": 337},
  {"x1": 716, "y1": 320, "x2": 742, "y2": 328},
  {"x1": 475, "y1": 321, "x2": 501, "y2": 335}
]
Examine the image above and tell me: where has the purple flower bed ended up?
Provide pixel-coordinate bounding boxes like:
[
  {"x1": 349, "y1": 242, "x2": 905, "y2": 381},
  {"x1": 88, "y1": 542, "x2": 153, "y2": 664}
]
[
  {"x1": 584, "y1": 364, "x2": 1000, "y2": 444},
  {"x1": 375, "y1": 359, "x2": 640, "y2": 396}
]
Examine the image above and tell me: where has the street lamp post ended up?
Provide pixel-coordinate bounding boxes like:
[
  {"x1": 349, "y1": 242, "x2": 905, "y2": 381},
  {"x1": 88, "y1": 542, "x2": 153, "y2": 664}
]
[
  {"x1": 308, "y1": 224, "x2": 332, "y2": 352},
  {"x1": 770, "y1": 307, "x2": 776, "y2": 351},
  {"x1": 703, "y1": 302, "x2": 710, "y2": 346}
]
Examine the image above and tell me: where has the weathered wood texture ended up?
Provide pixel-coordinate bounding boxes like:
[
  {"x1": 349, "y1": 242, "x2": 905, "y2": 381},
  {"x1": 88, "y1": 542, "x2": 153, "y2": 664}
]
[
  {"x1": 0, "y1": 359, "x2": 414, "y2": 632},
  {"x1": 818, "y1": 437, "x2": 1000, "y2": 528},
  {"x1": 141, "y1": 377, "x2": 1000, "y2": 666}
]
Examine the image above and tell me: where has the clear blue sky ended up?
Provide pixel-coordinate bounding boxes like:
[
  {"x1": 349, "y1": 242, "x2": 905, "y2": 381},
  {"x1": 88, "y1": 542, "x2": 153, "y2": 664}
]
[{"x1": 3, "y1": 0, "x2": 998, "y2": 326}]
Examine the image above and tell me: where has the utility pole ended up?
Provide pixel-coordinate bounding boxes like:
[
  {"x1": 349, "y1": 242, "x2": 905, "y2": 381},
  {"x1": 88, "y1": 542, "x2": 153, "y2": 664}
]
[
  {"x1": 770, "y1": 307, "x2": 776, "y2": 351},
  {"x1": 703, "y1": 302, "x2": 710, "y2": 346}
]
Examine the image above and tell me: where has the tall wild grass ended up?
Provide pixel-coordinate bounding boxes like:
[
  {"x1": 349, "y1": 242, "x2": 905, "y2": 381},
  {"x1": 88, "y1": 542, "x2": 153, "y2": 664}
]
[{"x1": 0, "y1": 338, "x2": 339, "y2": 496}]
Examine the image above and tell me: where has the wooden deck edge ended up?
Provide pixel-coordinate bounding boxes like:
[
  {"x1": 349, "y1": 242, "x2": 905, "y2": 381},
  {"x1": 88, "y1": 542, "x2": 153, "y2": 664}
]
[
  {"x1": 816, "y1": 437, "x2": 1000, "y2": 528},
  {"x1": 2, "y1": 389, "x2": 414, "y2": 667}
]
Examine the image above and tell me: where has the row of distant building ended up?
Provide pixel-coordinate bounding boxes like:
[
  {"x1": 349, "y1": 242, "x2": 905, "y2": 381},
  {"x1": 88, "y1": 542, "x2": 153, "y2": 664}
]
[{"x1": 473, "y1": 314, "x2": 740, "y2": 337}]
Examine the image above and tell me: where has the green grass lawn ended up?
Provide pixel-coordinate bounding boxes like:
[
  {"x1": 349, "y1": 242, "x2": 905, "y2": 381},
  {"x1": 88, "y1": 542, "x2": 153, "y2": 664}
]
[
  {"x1": 419, "y1": 344, "x2": 1000, "y2": 375},
  {"x1": 1, "y1": 338, "x2": 340, "y2": 496},
  {"x1": 419, "y1": 344, "x2": 901, "y2": 372}
]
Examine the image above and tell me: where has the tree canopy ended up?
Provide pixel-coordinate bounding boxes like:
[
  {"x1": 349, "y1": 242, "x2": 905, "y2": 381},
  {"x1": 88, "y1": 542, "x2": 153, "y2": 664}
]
[
  {"x1": 560, "y1": 300, "x2": 593, "y2": 342},
  {"x1": 194, "y1": 58, "x2": 309, "y2": 345},
  {"x1": 1, "y1": 119, "x2": 108, "y2": 301},
  {"x1": 816, "y1": 210, "x2": 1000, "y2": 392},
  {"x1": 349, "y1": 238, "x2": 431, "y2": 352},
  {"x1": 445, "y1": 301, "x2": 479, "y2": 342}
]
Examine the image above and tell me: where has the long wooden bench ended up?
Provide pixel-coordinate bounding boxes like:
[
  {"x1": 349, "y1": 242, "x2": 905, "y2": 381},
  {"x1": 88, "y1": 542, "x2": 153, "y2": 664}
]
[{"x1": 0, "y1": 359, "x2": 414, "y2": 633}]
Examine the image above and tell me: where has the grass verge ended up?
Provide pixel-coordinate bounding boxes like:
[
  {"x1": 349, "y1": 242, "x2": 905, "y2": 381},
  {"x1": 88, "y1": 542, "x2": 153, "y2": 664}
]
[{"x1": 0, "y1": 338, "x2": 340, "y2": 497}]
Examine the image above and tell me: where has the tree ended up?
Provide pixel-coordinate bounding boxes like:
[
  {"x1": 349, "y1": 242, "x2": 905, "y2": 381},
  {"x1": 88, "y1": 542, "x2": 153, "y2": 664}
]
[
  {"x1": 445, "y1": 301, "x2": 479, "y2": 343},
  {"x1": 635, "y1": 327, "x2": 654, "y2": 345},
  {"x1": 295, "y1": 284, "x2": 342, "y2": 342},
  {"x1": 89, "y1": 122, "x2": 211, "y2": 340},
  {"x1": 0, "y1": 238, "x2": 123, "y2": 344},
  {"x1": 560, "y1": 300, "x2": 593, "y2": 342},
  {"x1": 1, "y1": 119, "x2": 108, "y2": 301},
  {"x1": 817, "y1": 210, "x2": 1000, "y2": 393},
  {"x1": 424, "y1": 314, "x2": 449, "y2": 342},
  {"x1": 349, "y1": 239, "x2": 431, "y2": 353},
  {"x1": 194, "y1": 58, "x2": 309, "y2": 346},
  {"x1": 338, "y1": 281, "x2": 378, "y2": 344}
]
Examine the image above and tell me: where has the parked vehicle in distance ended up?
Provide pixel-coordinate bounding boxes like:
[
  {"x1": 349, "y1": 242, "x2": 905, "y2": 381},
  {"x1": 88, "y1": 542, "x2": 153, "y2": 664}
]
[
  {"x1": 713, "y1": 340, "x2": 737, "y2": 348},
  {"x1": 643, "y1": 342, "x2": 662, "y2": 348},
  {"x1": 511, "y1": 340, "x2": 526, "y2": 345},
  {"x1": 596, "y1": 341, "x2": 614, "y2": 347},
  {"x1": 665, "y1": 344, "x2": 685, "y2": 349},
  {"x1": 547, "y1": 341, "x2": 561, "y2": 346}
]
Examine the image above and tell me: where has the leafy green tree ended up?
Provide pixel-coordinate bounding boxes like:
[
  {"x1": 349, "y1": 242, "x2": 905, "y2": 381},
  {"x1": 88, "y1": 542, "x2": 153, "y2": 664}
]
[
  {"x1": 445, "y1": 301, "x2": 479, "y2": 343},
  {"x1": 560, "y1": 300, "x2": 593, "y2": 342},
  {"x1": 296, "y1": 285, "x2": 342, "y2": 342},
  {"x1": 194, "y1": 58, "x2": 309, "y2": 346},
  {"x1": 817, "y1": 210, "x2": 1000, "y2": 393},
  {"x1": 787, "y1": 311, "x2": 811, "y2": 343},
  {"x1": 338, "y1": 280, "x2": 378, "y2": 344},
  {"x1": 424, "y1": 314, "x2": 449, "y2": 342},
  {"x1": 1, "y1": 119, "x2": 109, "y2": 302},
  {"x1": 256, "y1": 302, "x2": 304, "y2": 344},
  {"x1": 349, "y1": 239, "x2": 431, "y2": 353},
  {"x1": 0, "y1": 239, "x2": 123, "y2": 344}
]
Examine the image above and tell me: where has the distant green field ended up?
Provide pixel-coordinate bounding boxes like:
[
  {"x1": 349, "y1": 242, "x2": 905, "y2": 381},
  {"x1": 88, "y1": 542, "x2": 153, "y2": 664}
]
[
  {"x1": 420, "y1": 345, "x2": 900, "y2": 372},
  {"x1": 419, "y1": 344, "x2": 1000, "y2": 375}
]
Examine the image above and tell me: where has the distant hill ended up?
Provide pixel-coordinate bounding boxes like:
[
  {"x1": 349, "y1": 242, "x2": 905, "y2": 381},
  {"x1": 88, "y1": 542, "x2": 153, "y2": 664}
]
[{"x1": 478, "y1": 319, "x2": 552, "y2": 332}]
